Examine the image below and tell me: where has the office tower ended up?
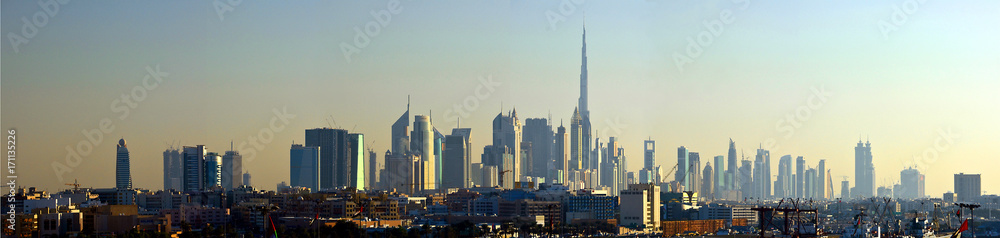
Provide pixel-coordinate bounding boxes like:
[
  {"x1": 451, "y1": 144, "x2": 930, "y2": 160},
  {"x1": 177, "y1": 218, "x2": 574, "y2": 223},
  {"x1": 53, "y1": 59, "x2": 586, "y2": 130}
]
[
  {"x1": 523, "y1": 118, "x2": 552, "y2": 178},
  {"x1": 482, "y1": 165, "x2": 499, "y2": 188},
  {"x1": 804, "y1": 168, "x2": 816, "y2": 198},
  {"x1": 776, "y1": 155, "x2": 792, "y2": 198},
  {"x1": 348, "y1": 133, "x2": 365, "y2": 189},
  {"x1": 570, "y1": 108, "x2": 584, "y2": 171},
  {"x1": 577, "y1": 23, "x2": 593, "y2": 176},
  {"x1": 841, "y1": 180, "x2": 850, "y2": 199},
  {"x1": 954, "y1": 173, "x2": 981, "y2": 202},
  {"x1": 368, "y1": 148, "x2": 378, "y2": 190},
  {"x1": 203, "y1": 152, "x2": 222, "y2": 188},
  {"x1": 222, "y1": 143, "x2": 243, "y2": 190},
  {"x1": 482, "y1": 145, "x2": 515, "y2": 189},
  {"x1": 714, "y1": 155, "x2": 725, "y2": 194},
  {"x1": 796, "y1": 156, "x2": 805, "y2": 198},
  {"x1": 677, "y1": 146, "x2": 689, "y2": 190},
  {"x1": 385, "y1": 151, "x2": 418, "y2": 194},
  {"x1": 703, "y1": 162, "x2": 714, "y2": 199},
  {"x1": 452, "y1": 127, "x2": 472, "y2": 183},
  {"x1": 243, "y1": 172, "x2": 252, "y2": 187},
  {"x1": 592, "y1": 137, "x2": 603, "y2": 180},
  {"x1": 182, "y1": 145, "x2": 207, "y2": 192},
  {"x1": 433, "y1": 128, "x2": 444, "y2": 188},
  {"x1": 727, "y1": 139, "x2": 737, "y2": 190},
  {"x1": 520, "y1": 142, "x2": 533, "y2": 181},
  {"x1": 855, "y1": 140, "x2": 875, "y2": 198},
  {"x1": 163, "y1": 148, "x2": 182, "y2": 191},
  {"x1": 116, "y1": 138, "x2": 132, "y2": 190},
  {"x1": 817, "y1": 160, "x2": 826, "y2": 199},
  {"x1": 753, "y1": 157, "x2": 764, "y2": 198},
  {"x1": 491, "y1": 110, "x2": 522, "y2": 182},
  {"x1": 289, "y1": 144, "x2": 320, "y2": 192},
  {"x1": 442, "y1": 134, "x2": 469, "y2": 189},
  {"x1": 305, "y1": 128, "x2": 350, "y2": 189},
  {"x1": 826, "y1": 170, "x2": 834, "y2": 199},
  {"x1": 643, "y1": 140, "x2": 655, "y2": 170},
  {"x1": 689, "y1": 152, "x2": 701, "y2": 194},
  {"x1": 555, "y1": 122, "x2": 569, "y2": 184},
  {"x1": 620, "y1": 183, "x2": 660, "y2": 230},
  {"x1": 470, "y1": 163, "x2": 483, "y2": 186},
  {"x1": 411, "y1": 115, "x2": 435, "y2": 191},
  {"x1": 739, "y1": 160, "x2": 753, "y2": 197},
  {"x1": 753, "y1": 148, "x2": 770, "y2": 198},
  {"x1": 392, "y1": 98, "x2": 410, "y2": 155},
  {"x1": 899, "y1": 168, "x2": 924, "y2": 199}
]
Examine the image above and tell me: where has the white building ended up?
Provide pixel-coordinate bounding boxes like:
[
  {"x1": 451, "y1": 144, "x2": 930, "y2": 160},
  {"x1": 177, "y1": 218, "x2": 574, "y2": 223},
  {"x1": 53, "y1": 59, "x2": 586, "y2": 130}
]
[{"x1": 620, "y1": 183, "x2": 660, "y2": 231}]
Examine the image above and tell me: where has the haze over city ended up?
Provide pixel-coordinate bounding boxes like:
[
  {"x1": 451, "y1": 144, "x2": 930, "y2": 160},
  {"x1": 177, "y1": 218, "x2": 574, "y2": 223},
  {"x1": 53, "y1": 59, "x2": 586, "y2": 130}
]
[{"x1": 3, "y1": 0, "x2": 999, "y2": 198}]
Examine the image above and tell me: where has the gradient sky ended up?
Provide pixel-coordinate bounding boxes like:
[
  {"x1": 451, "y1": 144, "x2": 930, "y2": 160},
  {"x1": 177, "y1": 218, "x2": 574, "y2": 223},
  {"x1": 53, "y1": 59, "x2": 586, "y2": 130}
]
[{"x1": 3, "y1": 1, "x2": 999, "y2": 196}]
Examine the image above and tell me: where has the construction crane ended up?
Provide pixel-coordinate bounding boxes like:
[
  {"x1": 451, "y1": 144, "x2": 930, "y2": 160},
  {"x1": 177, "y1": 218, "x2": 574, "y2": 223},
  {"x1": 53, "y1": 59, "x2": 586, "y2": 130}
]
[
  {"x1": 498, "y1": 170, "x2": 512, "y2": 188},
  {"x1": 663, "y1": 163, "x2": 678, "y2": 180},
  {"x1": 65, "y1": 179, "x2": 82, "y2": 192}
]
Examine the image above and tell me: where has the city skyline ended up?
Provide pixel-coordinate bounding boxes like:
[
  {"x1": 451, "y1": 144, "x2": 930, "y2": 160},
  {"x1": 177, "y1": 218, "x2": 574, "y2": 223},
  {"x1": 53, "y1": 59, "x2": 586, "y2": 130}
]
[{"x1": 3, "y1": 1, "x2": 999, "y2": 197}]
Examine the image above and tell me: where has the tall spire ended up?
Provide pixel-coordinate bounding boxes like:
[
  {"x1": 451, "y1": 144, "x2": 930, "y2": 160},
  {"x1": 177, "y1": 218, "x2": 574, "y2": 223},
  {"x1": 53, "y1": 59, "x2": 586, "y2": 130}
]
[{"x1": 579, "y1": 19, "x2": 589, "y2": 118}]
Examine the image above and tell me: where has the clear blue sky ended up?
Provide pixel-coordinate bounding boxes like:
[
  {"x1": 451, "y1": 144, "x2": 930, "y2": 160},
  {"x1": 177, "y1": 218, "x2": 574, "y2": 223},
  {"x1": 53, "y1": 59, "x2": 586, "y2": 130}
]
[{"x1": 3, "y1": 1, "x2": 999, "y2": 195}]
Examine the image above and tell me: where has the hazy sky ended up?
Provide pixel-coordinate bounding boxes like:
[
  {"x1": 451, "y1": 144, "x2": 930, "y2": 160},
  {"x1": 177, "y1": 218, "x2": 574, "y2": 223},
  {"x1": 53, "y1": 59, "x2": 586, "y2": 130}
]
[{"x1": 3, "y1": 1, "x2": 998, "y2": 196}]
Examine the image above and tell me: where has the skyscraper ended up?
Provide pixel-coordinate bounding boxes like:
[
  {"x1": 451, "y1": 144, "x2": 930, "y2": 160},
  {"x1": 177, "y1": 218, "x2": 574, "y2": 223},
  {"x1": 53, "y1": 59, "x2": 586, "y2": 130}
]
[
  {"x1": 777, "y1": 155, "x2": 792, "y2": 198},
  {"x1": 754, "y1": 148, "x2": 770, "y2": 198},
  {"x1": 727, "y1": 139, "x2": 737, "y2": 191},
  {"x1": 714, "y1": 155, "x2": 725, "y2": 195},
  {"x1": 348, "y1": 133, "x2": 365, "y2": 189},
  {"x1": 306, "y1": 128, "x2": 350, "y2": 189},
  {"x1": 555, "y1": 122, "x2": 569, "y2": 184},
  {"x1": 442, "y1": 134, "x2": 469, "y2": 189},
  {"x1": 841, "y1": 180, "x2": 850, "y2": 199},
  {"x1": 739, "y1": 160, "x2": 753, "y2": 197},
  {"x1": 570, "y1": 108, "x2": 584, "y2": 171},
  {"x1": 204, "y1": 152, "x2": 222, "y2": 189},
  {"x1": 413, "y1": 115, "x2": 435, "y2": 191},
  {"x1": 954, "y1": 173, "x2": 981, "y2": 202},
  {"x1": 899, "y1": 167, "x2": 924, "y2": 199},
  {"x1": 644, "y1": 140, "x2": 655, "y2": 170},
  {"x1": 796, "y1": 156, "x2": 805, "y2": 198},
  {"x1": 222, "y1": 144, "x2": 243, "y2": 190},
  {"x1": 491, "y1": 110, "x2": 521, "y2": 182},
  {"x1": 116, "y1": 138, "x2": 131, "y2": 190},
  {"x1": 289, "y1": 144, "x2": 319, "y2": 192},
  {"x1": 817, "y1": 160, "x2": 826, "y2": 199},
  {"x1": 163, "y1": 147, "x2": 182, "y2": 191},
  {"x1": 677, "y1": 146, "x2": 689, "y2": 190},
  {"x1": 854, "y1": 140, "x2": 875, "y2": 198},
  {"x1": 703, "y1": 162, "x2": 714, "y2": 199},
  {"x1": 243, "y1": 171, "x2": 252, "y2": 187},
  {"x1": 182, "y1": 145, "x2": 206, "y2": 192},
  {"x1": 368, "y1": 148, "x2": 378, "y2": 190},
  {"x1": 689, "y1": 152, "x2": 701, "y2": 195},
  {"x1": 523, "y1": 118, "x2": 552, "y2": 178},
  {"x1": 577, "y1": 23, "x2": 592, "y2": 177}
]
